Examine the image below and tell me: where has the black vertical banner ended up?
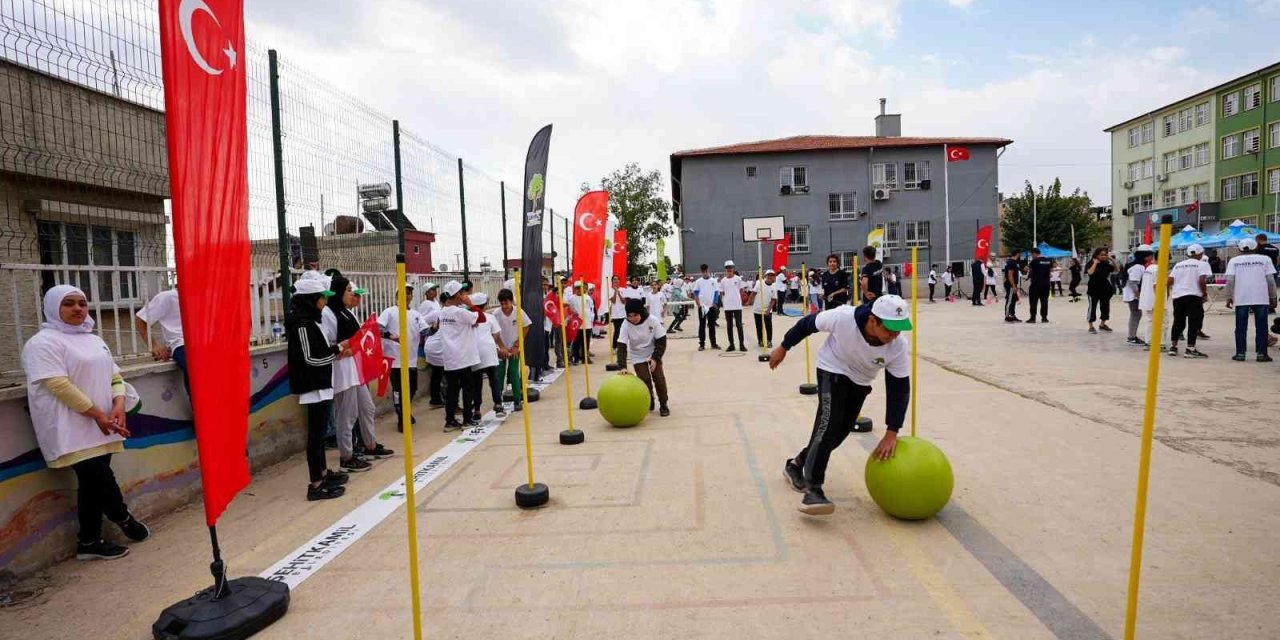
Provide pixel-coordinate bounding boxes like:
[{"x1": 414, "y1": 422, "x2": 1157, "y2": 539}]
[{"x1": 520, "y1": 125, "x2": 552, "y2": 369}]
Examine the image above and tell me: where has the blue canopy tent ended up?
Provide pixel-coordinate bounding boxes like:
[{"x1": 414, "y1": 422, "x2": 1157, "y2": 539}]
[
  {"x1": 1019, "y1": 243, "x2": 1073, "y2": 259},
  {"x1": 1212, "y1": 220, "x2": 1280, "y2": 246},
  {"x1": 1149, "y1": 225, "x2": 1227, "y2": 250}
]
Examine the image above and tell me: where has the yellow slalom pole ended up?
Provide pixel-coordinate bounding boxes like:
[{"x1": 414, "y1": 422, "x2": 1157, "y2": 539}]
[
  {"x1": 557, "y1": 278, "x2": 577, "y2": 434},
  {"x1": 1123, "y1": 217, "x2": 1173, "y2": 640},
  {"x1": 514, "y1": 271, "x2": 535, "y2": 487},
  {"x1": 852, "y1": 254, "x2": 859, "y2": 304},
  {"x1": 394, "y1": 257, "x2": 423, "y2": 640},
  {"x1": 910, "y1": 247, "x2": 918, "y2": 437},
  {"x1": 579, "y1": 291, "x2": 593, "y2": 397},
  {"x1": 799, "y1": 263, "x2": 817, "y2": 395}
]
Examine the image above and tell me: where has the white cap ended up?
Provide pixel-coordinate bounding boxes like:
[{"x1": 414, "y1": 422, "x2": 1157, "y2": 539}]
[
  {"x1": 588, "y1": 283, "x2": 596, "y2": 290},
  {"x1": 422, "y1": 281, "x2": 438, "y2": 291},
  {"x1": 870, "y1": 295, "x2": 912, "y2": 331},
  {"x1": 724, "y1": 260, "x2": 735, "y2": 268},
  {"x1": 443, "y1": 280, "x2": 463, "y2": 297},
  {"x1": 294, "y1": 278, "x2": 333, "y2": 296},
  {"x1": 1136, "y1": 244, "x2": 1153, "y2": 252},
  {"x1": 1185, "y1": 243, "x2": 1205, "y2": 256},
  {"x1": 765, "y1": 269, "x2": 775, "y2": 275},
  {"x1": 1239, "y1": 238, "x2": 1258, "y2": 251},
  {"x1": 470, "y1": 292, "x2": 489, "y2": 306}
]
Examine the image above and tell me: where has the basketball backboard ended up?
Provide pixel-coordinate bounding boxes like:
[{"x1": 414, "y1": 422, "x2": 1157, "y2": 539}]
[{"x1": 742, "y1": 216, "x2": 784, "y2": 243}]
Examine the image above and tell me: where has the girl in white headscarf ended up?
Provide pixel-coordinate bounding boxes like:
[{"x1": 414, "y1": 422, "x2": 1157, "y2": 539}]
[{"x1": 21, "y1": 285, "x2": 150, "y2": 561}]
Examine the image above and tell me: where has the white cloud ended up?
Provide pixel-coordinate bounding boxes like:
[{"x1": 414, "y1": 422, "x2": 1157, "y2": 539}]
[
  {"x1": 947, "y1": 0, "x2": 975, "y2": 7},
  {"x1": 1244, "y1": 0, "x2": 1280, "y2": 13}
]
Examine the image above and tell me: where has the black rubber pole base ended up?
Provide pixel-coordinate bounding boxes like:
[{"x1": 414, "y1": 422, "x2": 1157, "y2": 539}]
[
  {"x1": 579, "y1": 396, "x2": 598, "y2": 410},
  {"x1": 504, "y1": 388, "x2": 541, "y2": 403},
  {"x1": 799, "y1": 383, "x2": 818, "y2": 395},
  {"x1": 757, "y1": 354, "x2": 770, "y2": 362},
  {"x1": 560, "y1": 429, "x2": 585, "y2": 445},
  {"x1": 853, "y1": 416, "x2": 873, "y2": 432},
  {"x1": 515, "y1": 482, "x2": 550, "y2": 508},
  {"x1": 527, "y1": 388, "x2": 540, "y2": 402},
  {"x1": 605, "y1": 363, "x2": 621, "y2": 371},
  {"x1": 153, "y1": 577, "x2": 289, "y2": 640}
]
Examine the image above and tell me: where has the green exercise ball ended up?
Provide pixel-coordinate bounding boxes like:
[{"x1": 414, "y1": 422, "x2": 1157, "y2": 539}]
[
  {"x1": 596, "y1": 374, "x2": 650, "y2": 428},
  {"x1": 864, "y1": 436, "x2": 953, "y2": 520}
]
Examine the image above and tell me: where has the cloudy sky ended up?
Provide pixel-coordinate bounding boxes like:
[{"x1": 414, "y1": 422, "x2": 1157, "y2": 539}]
[{"x1": 244, "y1": 0, "x2": 1280, "y2": 219}]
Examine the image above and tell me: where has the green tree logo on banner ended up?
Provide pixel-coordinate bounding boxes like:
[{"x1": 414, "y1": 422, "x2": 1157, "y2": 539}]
[{"x1": 527, "y1": 173, "x2": 545, "y2": 207}]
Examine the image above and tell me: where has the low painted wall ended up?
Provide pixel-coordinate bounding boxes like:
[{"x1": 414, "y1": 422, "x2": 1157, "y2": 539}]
[{"x1": 0, "y1": 345, "x2": 309, "y2": 585}]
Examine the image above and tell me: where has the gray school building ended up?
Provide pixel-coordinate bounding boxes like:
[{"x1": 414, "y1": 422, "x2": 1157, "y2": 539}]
[{"x1": 669, "y1": 106, "x2": 1012, "y2": 277}]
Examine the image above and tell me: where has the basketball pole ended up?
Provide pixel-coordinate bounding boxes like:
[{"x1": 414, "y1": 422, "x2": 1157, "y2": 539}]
[
  {"x1": 798, "y1": 262, "x2": 817, "y2": 395},
  {"x1": 513, "y1": 270, "x2": 550, "y2": 506},
  {"x1": 910, "y1": 247, "x2": 918, "y2": 438},
  {"x1": 578, "y1": 291, "x2": 597, "y2": 409}
]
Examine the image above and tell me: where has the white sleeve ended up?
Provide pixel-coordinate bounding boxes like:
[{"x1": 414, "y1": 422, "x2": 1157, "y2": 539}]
[
  {"x1": 814, "y1": 308, "x2": 841, "y2": 332},
  {"x1": 652, "y1": 316, "x2": 667, "y2": 340},
  {"x1": 520, "y1": 310, "x2": 532, "y2": 328},
  {"x1": 489, "y1": 320, "x2": 500, "y2": 336},
  {"x1": 21, "y1": 335, "x2": 67, "y2": 382},
  {"x1": 320, "y1": 307, "x2": 339, "y2": 342},
  {"x1": 886, "y1": 345, "x2": 911, "y2": 378}
]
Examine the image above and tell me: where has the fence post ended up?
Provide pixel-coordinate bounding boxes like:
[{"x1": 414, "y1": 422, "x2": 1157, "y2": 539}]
[
  {"x1": 500, "y1": 181, "x2": 509, "y2": 279},
  {"x1": 563, "y1": 214, "x2": 570, "y2": 274},
  {"x1": 458, "y1": 158, "x2": 469, "y2": 278},
  {"x1": 394, "y1": 120, "x2": 405, "y2": 254},
  {"x1": 268, "y1": 49, "x2": 291, "y2": 312}
]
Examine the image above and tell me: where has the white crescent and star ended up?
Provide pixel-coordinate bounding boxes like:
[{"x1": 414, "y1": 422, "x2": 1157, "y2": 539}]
[
  {"x1": 977, "y1": 239, "x2": 989, "y2": 249},
  {"x1": 179, "y1": 0, "x2": 237, "y2": 76},
  {"x1": 948, "y1": 148, "x2": 966, "y2": 161},
  {"x1": 577, "y1": 212, "x2": 601, "y2": 232},
  {"x1": 775, "y1": 242, "x2": 787, "y2": 254}
]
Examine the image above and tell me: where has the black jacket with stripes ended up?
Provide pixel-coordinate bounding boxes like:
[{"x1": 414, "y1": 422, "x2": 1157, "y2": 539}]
[{"x1": 286, "y1": 317, "x2": 339, "y2": 397}]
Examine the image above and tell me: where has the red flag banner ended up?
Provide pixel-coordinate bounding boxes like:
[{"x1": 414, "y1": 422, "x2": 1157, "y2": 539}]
[
  {"x1": 772, "y1": 233, "x2": 790, "y2": 272},
  {"x1": 1144, "y1": 215, "x2": 1153, "y2": 244},
  {"x1": 975, "y1": 225, "x2": 993, "y2": 261},
  {"x1": 544, "y1": 291, "x2": 562, "y2": 327},
  {"x1": 947, "y1": 146, "x2": 970, "y2": 162},
  {"x1": 613, "y1": 229, "x2": 628, "y2": 280},
  {"x1": 159, "y1": 0, "x2": 249, "y2": 526},
  {"x1": 573, "y1": 191, "x2": 608, "y2": 307},
  {"x1": 376, "y1": 356, "x2": 394, "y2": 398},
  {"x1": 351, "y1": 314, "x2": 384, "y2": 385},
  {"x1": 566, "y1": 311, "x2": 583, "y2": 339}
]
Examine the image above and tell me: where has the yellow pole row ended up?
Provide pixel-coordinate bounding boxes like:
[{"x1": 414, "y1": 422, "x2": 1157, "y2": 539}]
[
  {"x1": 910, "y1": 247, "x2": 918, "y2": 437},
  {"x1": 514, "y1": 271, "x2": 537, "y2": 488},
  {"x1": 393, "y1": 257, "x2": 423, "y2": 640},
  {"x1": 1123, "y1": 219, "x2": 1173, "y2": 639}
]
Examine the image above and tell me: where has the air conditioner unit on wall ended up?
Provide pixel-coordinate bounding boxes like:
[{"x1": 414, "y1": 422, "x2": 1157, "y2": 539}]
[
  {"x1": 794, "y1": 185, "x2": 810, "y2": 194},
  {"x1": 1123, "y1": 181, "x2": 1135, "y2": 189},
  {"x1": 919, "y1": 179, "x2": 931, "y2": 190},
  {"x1": 780, "y1": 185, "x2": 792, "y2": 195},
  {"x1": 873, "y1": 188, "x2": 890, "y2": 201},
  {"x1": 1156, "y1": 174, "x2": 1168, "y2": 182}
]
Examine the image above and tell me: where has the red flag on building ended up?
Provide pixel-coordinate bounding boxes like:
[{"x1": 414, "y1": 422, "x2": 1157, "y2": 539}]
[
  {"x1": 772, "y1": 234, "x2": 790, "y2": 272},
  {"x1": 351, "y1": 314, "x2": 384, "y2": 385},
  {"x1": 975, "y1": 225, "x2": 993, "y2": 261},
  {"x1": 159, "y1": 0, "x2": 249, "y2": 526},
  {"x1": 544, "y1": 291, "x2": 562, "y2": 327},
  {"x1": 1144, "y1": 215, "x2": 1153, "y2": 244},
  {"x1": 613, "y1": 228, "x2": 628, "y2": 279},
  {"x1": 1186, "y1": 200, "x2": 1200, "y2": 215},
  {"x1": 947, "y1": 146, "x2": 970, "y2": 162},
  {"x1": 573, "y1": 191, "x2": 609, "y2": 307}
]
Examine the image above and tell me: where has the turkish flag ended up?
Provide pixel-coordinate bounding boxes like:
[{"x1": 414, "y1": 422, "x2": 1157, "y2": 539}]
[
  {"x1": 159, "y1": 0, "x2": 249, "y2": 526},
  {"x1": 351, "y1": 314, "x2": 384, "y2": 385},
  {"x1": 566, "y1": 311, "x2": 583, "y2": 339},
  {"x1": 376, "y1": 356, "x2": 394, "y2": 398},
  {"x1": 904, "y1": 263, "x2": 913, "y2": 278},
  {"x1": 772, "y1": 234, "x2": 790, "y2": 272},
  {"x1": 1186, "y1": 200, "x2": 1200, "y2": 214},
  {"x1": 612, "y1": 229, "x2": 628, "y2": 280},
  {"x1": 1144, "y1": 215, "x2": 1153, "y2": 244},
  {"x1": 573, "y1": 192, "x2": 608, "y2": 308},
  {"x1": 544, "y1": 291, "x2": 563, "y2": 327},
  {"x1": 975, "y1": 225, "x2": 993, "y2": 261},
  {"x1": 947, "y1": 146, "x2": 971, "y2": 162}
]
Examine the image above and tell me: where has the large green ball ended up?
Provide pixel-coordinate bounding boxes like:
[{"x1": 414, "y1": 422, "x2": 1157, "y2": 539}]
[
  {"x1": 864, "y1": 436, "x2": 953, "y2": 520},
  {"x1": 596, "y1": 374, "x2": 650, "y2": 428}
]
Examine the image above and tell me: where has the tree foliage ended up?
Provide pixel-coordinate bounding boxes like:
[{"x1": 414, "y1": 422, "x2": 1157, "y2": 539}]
[
  {"x1": 1000, "y1": 178, "x2": 1103, "y2": 254},
  {"x1": 583, "y1": 163, "x2": 673, "y2": 278}
]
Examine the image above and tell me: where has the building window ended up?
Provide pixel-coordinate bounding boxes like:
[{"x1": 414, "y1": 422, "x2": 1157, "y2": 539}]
[
  {"x1": 1141, "y1": 123, "x2": 1153, "y2": 143},
  {"x1": 872, "y1": 162, "x2": 898, "y2": 190},
  {"x1": 1178, "y1": 186, "x2": 1192, "y2": 204},
  {"x1": 1127, "y1": 159, "x2": 1153, "y2": 181},
  {"x1": 1244, "y1": 128, "x2": 1261, "y2": 154},
  {"x1": 1270, "y1": 122, "x2": 1280, "y2": 149},
  {"x1": 1242, "y1": 172, "x2": 1259, "y2": 198},
  {"x1": 1128, "y1": 126, "x2": 1140, "y2": 148},
  {"x1": 833, "y1": 251, "x2": 859, "y2": 268},
  {"x1": 828, "y1": 192, "x2": 857, "y2": 220},
  {"x1": 1128, "y1": 229, "x2": 1143, "y2": 250},
  {"x1": 903, "y1": 161, "x2": 930, "y2": 189},
  {"x1": 1163, "y1": 151, "x2": 1178, "y2": 174},
  {"x1": 1195, "y1": 102, "x2": 1210, "y2": 127},
  {"x1": 1194, "y1": 182, "x2": 1210, "y2": 203},
  {"x1": 1177, "y1": 147, "x2": 1191, "y2": 170},
  {"x1": 1222, "y1": 176, "x2": 1240, "y2": 200},
  {"x1": 905, "y1": 221, "x2": 930, "y2": 247},
  {"x1": 1162, "y1": 189, "x2": 1178, "y2": 207},
  {"x1": 1268, "y1": 168, "x2": 1280, "y2": 195},
  {"x1": 874, "y1": 221, "x2": 901, "y2": 248},
  {"x1": 779, "y1": 166, "x2": 807, "y2": 192},
  {"x1": 1266, "y1": 213, "x2": 1280, "y2": 234},
  {"x1": 37, "y1": 221, "x2": 138, "y2": 301},
  {"x1": 1195, "y1": 142, "x2": 1210, "y2": 166},
  {"x1": 1223, "y1": 91, "x2": 1240, "y2": 117},
  {"x1": 1223, "y1": 133, "x2": 1241, "y2": 159},
  {"x1": 784, "y1": 225, "x2": 810, "y2": 253},
  {"x1": 1163, "y1": 115, "x2": 1175, "y2": 137},
  {"x1": 1244, "y1": 84, "x2": 1262, "y2": 110},
  {"x1": 1127, "y1": 194, "x2": 1153, "y2": 214},
  {"x1": 745, "y1": 166, "x2": 757, "y2": 179}
]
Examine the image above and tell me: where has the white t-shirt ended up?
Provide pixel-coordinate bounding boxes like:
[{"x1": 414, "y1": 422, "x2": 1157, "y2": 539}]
[
  {"x1": 22, "y1": 329, "x2": 124, "y2": 463},
  {"x1": 472, "y1": 315, "x2": 501, "y2": 370},
  {"x1": 424, "y1": 331, "x2": 445, "y2": 367},
  {"x1": 1050, "y1": 267, "x2": 1062, "y2": 282},
  {"x1": 692, "y1": 277, "x2": 718, "y2": 306},
  {"x1": 751, "y1": 280, "x2": 776, "y2": 313},
  {"x1": 609, "y1": 287, "x2": 635, "y2": 319},
  {"x1": 378, "y1": 307, "x2": 426, "y2": 367},
  {"x1": 1226, "y1": 254, "x2": 1278, "y2": 306},
  {"x1": 494, "y1": 307, "x2": 532, "y2": 348},
  {"x1": 1138, "y1": 264, "x2": 1160, "y2": 311},
  {"x1": 417, "y1": 298, "x2": 441, "y2": 319},
  {"x1": 619, "y1": 314, "x2": 667, "y2": 364},
  {"x1": 813, "y1": 306, "x2": 910, "y2": 385},
  {"x1": 773, "y1": 278, "x2": 788, "y2": 298},
  {"x1": 321, "y1": 306, "x2": 361, "y2": 392},
  {"x1": 941, "y1": 272, "x2": 954, "y2": 286},
  {"x1": 789, "y1": 276, "x2": 799, "y2": 291},
  {"x1": 1123, "y1": 263, "x2": 1146, "y2": 303},
  {"x1": 928, "y1": 270, "x2": 937, "y2": 285},
  {"x1": 1169, "y1": 257, "x2": 1212, "y2": 299},
  {"x1": 436, "y1": 306, "x2": 480, "y2": 371},
  {"x1": 719, "y1": 274, "x2": 746, "y2": 311},
  {"x1": 137, "y1": 288, "x2": 185, "y2": 350},
  {"x1": 984, "y1": 268, "x2": 996, "y2": 285},
  {"x1": 643, "y1": 290, "x2": 667, "y2": 317}
]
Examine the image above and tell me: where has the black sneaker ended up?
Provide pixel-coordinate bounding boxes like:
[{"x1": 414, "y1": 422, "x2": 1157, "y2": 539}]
[
  {"x1": 1088, "y1": 327, "x2": 1098, "y2": 334},
  {"x1": 1100, "y1": 324, "x2": 1113, "y2": 332},
  {"x1": 1259, "y1": 354, "x2": 1274, "y2": 363},
  {"x1": 1184, "y1": 348, "x2": 1208, "y2": 358},
  {"x1": 76, "y1": 539, "x2": 129, "y2": 561},
  {"x1": 466, "y1": 417, "x2": 481, "y2": 427},
  {"x1": 364, "y1": 444, "x2": 395, "y2": 459},
  {"x1": 799, "y1": 487, "x2": 835, "y2": 516},
  {"x1": 1026, "y1": 319, "x2": 1037, "y2": 324},
  {"x1": 711, "y1": 344, "x2": 721, "y2": 350},
  {"x1": 513, "y1": 402, "x2": 523, "y2": 412},
  {"x1": 307, "y1": 484, "x2": 346, "y2": 501},
  {"x1": 321, "y1": 470, "x2": 349, "y2": 486},
  {"x1": 726, "y1": 345, "x2": 737, "y2": 352},
  {"x1": 782, "y1": 459, "x2": 805, "y2": 493},
  {"x1": 1040, "y1": 318, "x2": 1049, "y2": 323},
  {"x1": 116, "y1": 515, "x2": 150, "y2": 542},
  {"x1": 698, "y1": 345, "x2": 705, "y2": 352},
  {"x1": 444, "y1": 420, "x2": 463, "y2": 432},
  {"x1": 429, "y1": 399, "x2": 445, "y2": 408},
  {"x1": 495, "y1": 407, "x2": 507, "y2": 417},
  {"x1": 1128, "y1": 338, "x2": 1147, "y2": 347},
  {"x1": 1004, "y1": 317, "x2": 1018, "y2": 323},
  {"x1": 659, "y1": 404, "x2": 670, "y2": 417},
  {"x1": 1197, "y1": 331, "x2": 1210, "y2": 340},
  {"x1": 340, "y1": 457, "x2": 372, "y2": 473},
  {"x1": 1168, "y1": 346, "x2": 1179, "y2": 356},
  {"x1": 1232, "y1": 353, "x2": 1247, "y2": 361}
]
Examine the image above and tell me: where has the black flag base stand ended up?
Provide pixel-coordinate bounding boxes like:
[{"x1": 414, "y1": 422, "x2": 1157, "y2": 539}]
[
  {"x1": 799, "y1": 383, "x2": 818, "y2": 395},
  {"x1": 853, "y1": 416, "x2": 873, "y2": 433},
  {"x1": 153, "y1": 526, "x2": 289, "y2": 640},
  {"x1": 578, "y1": 396, "x2": 597, "y2": 410}
]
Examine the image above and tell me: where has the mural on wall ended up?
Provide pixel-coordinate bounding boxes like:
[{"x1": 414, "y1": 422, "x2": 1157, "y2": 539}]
[{"x1": 0, "y1": 347, "x2": 304, "y2": 581}]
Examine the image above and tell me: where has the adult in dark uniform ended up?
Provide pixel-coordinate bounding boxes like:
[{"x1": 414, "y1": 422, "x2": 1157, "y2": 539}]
[
  {"x1": 1026, "y1": 248, "x2": 1053, "y2": 323},
  {"x1": 970, "y1": 260, "x2": 984, "y2": 306},
  {"x1": 819, "y1": 254, "x2": 850, "y2": 310}
]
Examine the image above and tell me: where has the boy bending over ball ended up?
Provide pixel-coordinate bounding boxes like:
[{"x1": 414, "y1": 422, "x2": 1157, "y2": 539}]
[
  {"x1": 620, "y1": 298, "x2": 671, "y2": 417},
  {"x1": 768, "y1": 295, "x2": 912, "y2": 516}
]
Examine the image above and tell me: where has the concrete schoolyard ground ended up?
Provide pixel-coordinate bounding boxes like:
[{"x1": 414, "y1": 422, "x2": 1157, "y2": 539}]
[{"x1": 3, "y1": 296, "x2": 1278, "y2": 639}]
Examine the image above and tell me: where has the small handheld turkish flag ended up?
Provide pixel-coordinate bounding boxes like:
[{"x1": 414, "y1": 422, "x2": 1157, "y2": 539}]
[
  {"x1": 352, "y1": 314, "x2": 384, "y2": 385},
  {"x1": 566, "y1": 311, "x2": 583, "y2": 338},
  {"x1": 376, "y1": 356, "x2": 394, "y2": 398},
  {"x1": 544, "y1": 291, "x2": 562, "y2": 327},
  {"x1": 947, "y1": 146, "x2": 971, "y2": 162}
]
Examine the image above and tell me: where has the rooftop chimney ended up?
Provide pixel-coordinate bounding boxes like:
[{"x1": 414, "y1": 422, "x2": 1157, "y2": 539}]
[{"x1": 874, "y1": 98, "x2": 901, "y2": 137}]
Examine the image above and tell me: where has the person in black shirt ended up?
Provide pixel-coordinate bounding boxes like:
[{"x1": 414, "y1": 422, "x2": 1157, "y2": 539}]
[
  {"x1": 1257, "y1": 233, "x2": 1280, "y2": 285},
  {"x1": 970, "y1": 260, "x2": 984, "y2": 306},
  {"x1": 820, "y1": 254, "x2": 850, "y2": 309},
  {"x1": 859, "y1": 246, "x2": 883, "y2": 303},
  {"x1": 1003, "y1": 254, "x2": 1022, "y2": 322},
  {"x1": 1084, "y1": 248, "x2": 1116, "y2": 333},
  {"x1": 1207, "y1": 249, "x2": 1224, "y2": 274},
  {"x1": 1068, "y1": 258, "x2": 1083, "y2": 301},
  {"x1": 1026, "y1": 248, "x2": 1053, "y2": 323}
]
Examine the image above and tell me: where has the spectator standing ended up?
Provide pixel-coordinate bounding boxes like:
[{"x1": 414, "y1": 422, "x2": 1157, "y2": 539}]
[
  {"x1": 941, "y1": 266, "x2": 955, "y2": 302},
  {"x1": 285, "y1": 278, "x2": 349, "y2": 501},
  {"x1": 1225, "y1": 238, "x2": 1278, "y2": 362},
  {"x1": 1168, "y1": 244, "x2": 1211, "y2": 358},
  {"x1": 970, "y1": 260, "x2": 984, "y2": 306},
  {"x1": 1085, "y1": 248, "x2": 1116, "y2": 334},
  {"x1": 859, "y1": 247, "x2": 884, "y2": 303},
  {"x1": 820, "y1": 254, "x2": 851, "y2": 309},
  {"x1": 1026, "y1": 248, "x2": 1053, "y2": 323},
  {"x1": 750, "y1": 269, "x2": 778, "y2": 348},
  {"x1": 719, "y1": 261, "x2": 748, "y2": 352},
  {"x1": 322, "y1": 276, "x2": 371, "y2": 473},
  {"x1": 1125, "y1": 246, "x2": 1153, "y2": 346},
  {"x1": 984, "y1": 263, "x2": 999, "y2": 302},
  {"x1": 1068, "y1": 258, "x2": 1083, "y2": 301},
  {"x1": 1003, "y1": 254, "x2": 1022, "y2": 322},
  {"x1": 927, "y1": 265, "x2": 938, "y2": 303},
  {"x1": 691, "y1": 264, "x2": 720, "y2": 351},
  {"x1": 416, "y1": 283, "x2": 443, "y2": 407},
  {"x1": 1258, "y1": 233, "x2": 1280, "y2": 285}
]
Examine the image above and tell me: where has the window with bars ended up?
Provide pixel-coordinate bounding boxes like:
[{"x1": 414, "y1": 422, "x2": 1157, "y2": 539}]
[
  {"x1": 872, "y1": 162, "x2": 898, "y2": 190},
  {"x1": 1195, "y1": 102, "x2": 1210, "y2": 127},
  {"x1": 905, "y1": 221, "x2": 930, "y2": 247},
  {"x1": 903, "y1": 161, "x2": 930, "y2": 189},
  {"x1": 1266, "y1": 212, "x2": 1280, "y2": 234},
  {"x1": 37, "y1": 221, "x2": 138, "y2": 302},
  {"x1": 1195, "y1": 142, "x2": 1210, "y2": 166},
  {"x1": 1244, "y1": 84, "x2": 1262, "y2": 110},
  {"x1": 745, "y1": 166, "x2": 757, "y2": 179},
  {"x1": 828, "y1": 192, "x2": 857, "y2": 220},
  {"x1": 779, "y1": 166, "x2": 807, "y2": 190},
  {"x1": 1224, "y1": 91, "x2": 1240, "y2": 117},
  {"x1": 784, "y1": 225, "x2": 810, "y2": 253},
  {"x1": 1244, "y1": 128, "x2": 1261, "y2": 153},
  {"x1": 874, "y1": 221, "x2": 901, "y2": 248},
  {"x1": 1163, "y1": 115, "x2": 1175, "y2": 137}
]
